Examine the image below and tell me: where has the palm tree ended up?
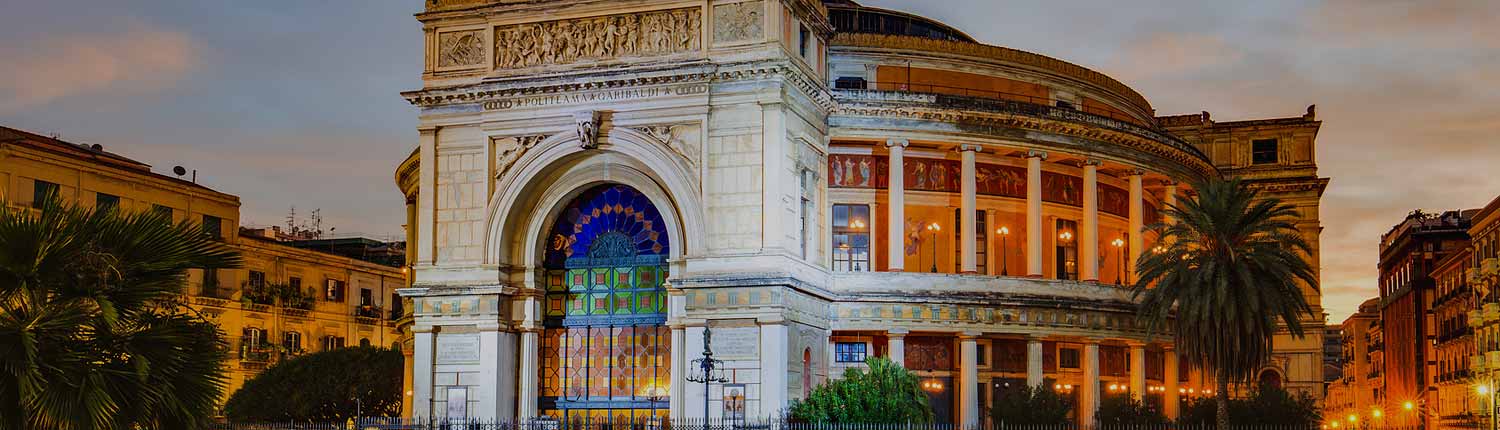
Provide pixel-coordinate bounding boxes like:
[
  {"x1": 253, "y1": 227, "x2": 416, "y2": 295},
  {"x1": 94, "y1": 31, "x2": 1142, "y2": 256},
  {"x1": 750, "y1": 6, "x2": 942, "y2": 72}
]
[
  {"x1": 0, "y1": 197, "x2": 240, "y2": 430},
  {"x1": 1129, "y1": 178, "x2": 1317, "y2": 430}
]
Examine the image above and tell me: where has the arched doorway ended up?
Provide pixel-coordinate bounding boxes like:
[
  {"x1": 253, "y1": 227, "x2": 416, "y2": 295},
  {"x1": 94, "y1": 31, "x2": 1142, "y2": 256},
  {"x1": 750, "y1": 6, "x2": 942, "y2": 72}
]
[
  {"x1": 537, "y1": 184, "x2": 672, "y2": 423},
  {"x1": 1258, "y1": 369, "x2": 1283, "y2": 390}
]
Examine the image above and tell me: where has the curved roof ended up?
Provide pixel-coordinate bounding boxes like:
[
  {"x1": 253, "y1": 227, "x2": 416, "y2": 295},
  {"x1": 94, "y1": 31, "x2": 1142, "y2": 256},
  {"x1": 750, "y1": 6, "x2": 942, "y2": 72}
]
[{"x1": 825, "y1": 0, "x2": 976, "y2": 43}]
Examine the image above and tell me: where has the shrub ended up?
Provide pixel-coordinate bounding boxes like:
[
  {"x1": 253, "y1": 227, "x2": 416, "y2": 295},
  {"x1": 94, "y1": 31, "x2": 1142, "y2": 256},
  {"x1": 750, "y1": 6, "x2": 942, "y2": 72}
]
[
  {"x1": 1096, "y1": 393, "x2": 1167, "y2": 426},
  {"x1": 223, "y1": 346, "x2": 404, "y2": 422},
  {"x1": 789, "y1": 357, "x2": 934, "y2": 423},
  {"x1": 990, "y1": 384, "x2": 1073, "y2": 425},
  {"x1": 1178, "y1": 383, "x2": 1321, "y2": 426}
]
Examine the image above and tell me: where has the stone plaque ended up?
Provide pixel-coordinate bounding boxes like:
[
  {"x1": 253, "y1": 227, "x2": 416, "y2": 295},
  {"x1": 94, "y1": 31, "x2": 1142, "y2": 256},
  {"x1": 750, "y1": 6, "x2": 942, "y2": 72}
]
[
  {"x1": 436, "y1": 333, "x2": 480, "y2": 364},
  {"x1": 712, "y1": 326, "x2": 759, "y2": 359}
]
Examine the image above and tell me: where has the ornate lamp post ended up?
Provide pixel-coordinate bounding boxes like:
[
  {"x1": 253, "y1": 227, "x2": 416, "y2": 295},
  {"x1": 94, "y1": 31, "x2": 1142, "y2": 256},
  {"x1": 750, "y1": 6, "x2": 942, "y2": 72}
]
[
  {"x1": 687, "y1": 327, "x2": 728, "y2": 421},
  {"x1": 997, "y1": 226, "x2": 1010, "y2": 276},
  {"x1": 926, "y1": 222, "x2": 941, "y2": 273},
  {"x1": 1112, "y1": 238, "x2": 1126, "y2": 285}
]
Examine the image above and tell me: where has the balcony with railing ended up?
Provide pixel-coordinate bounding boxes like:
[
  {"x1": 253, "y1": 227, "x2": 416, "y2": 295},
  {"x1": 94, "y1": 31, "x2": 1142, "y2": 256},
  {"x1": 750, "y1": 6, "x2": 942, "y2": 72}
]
[{"x1": 354, "y1": 304, "x2": 384, "y2": 326}]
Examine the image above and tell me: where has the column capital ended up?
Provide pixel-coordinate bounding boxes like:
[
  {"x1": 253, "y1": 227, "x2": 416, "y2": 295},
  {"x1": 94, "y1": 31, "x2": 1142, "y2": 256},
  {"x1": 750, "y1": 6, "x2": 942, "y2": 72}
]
[
  {"x1": 888, "y1": 328, "x2": 910, "y2": 337},
  {"x1": 1083, "y1": 158, "x2": 1103, "y2": 167},
  {"x1": 886, "y1": 138, "x2": 910, "y2": 148},
  {"x1": 958, "y1": 144, "x2": 982, "y2": 153},
  {"x1": 1025, "y1": 149, "x2": 1049, "y2": 160},
  {"x1": 1126, "y1": 340, "x2": 1148, "y2": 348},
  {"x1": 958, "y1": 330, "x2": 983, "y2": 340},
  {"x1": 1162, "y1": 179, "x2": 1178, "y2": 187},
  {"x1": 1128, "y1": 168, "x2": 1146, "y2": 177}
]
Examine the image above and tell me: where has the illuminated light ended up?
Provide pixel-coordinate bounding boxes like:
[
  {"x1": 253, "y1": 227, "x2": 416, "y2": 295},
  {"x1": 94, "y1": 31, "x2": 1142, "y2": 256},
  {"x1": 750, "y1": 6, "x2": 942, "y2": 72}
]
[
  {"x1": 1059, "y1": 231, "x2": 1074, "y2": 241},
  {"x1": 1054, "y1": 384, "x2": 1062, "y2": 390},
  {"x1": 1481, "y1": 384, "x2": 1492, "y2": 396},
  {"x1": 1331, "y1": 422, "x2": 1340, "y2": 429},
  {"x1": 1372, "y1": 408, "x2": 1382, "y2": 418},
  {"x1": 1108, "y1": 384, "x2": 1118, "y2": 391},
  {"x1": 1112, "y1": 238, "x2": 1125, "y2": 248},
  {"x1": 1347, "y1": 414, "x2": 1357, "y2": 423},
  {"x1": 1180, "y1": 388, "x2": 1187, "y2": 394},
  {"x1": 927, "y1": 222, "x2": 941, "y2": 232},
  {"x1": 1064, "y1": 384, "x2": 1073, "y2": 390},
  {"x1": 998, "y1": 226, "x2": 1010, "y2": 236},
  {"x1": 1403, "y1": 401, "x2": 1414, "y2": 411}
]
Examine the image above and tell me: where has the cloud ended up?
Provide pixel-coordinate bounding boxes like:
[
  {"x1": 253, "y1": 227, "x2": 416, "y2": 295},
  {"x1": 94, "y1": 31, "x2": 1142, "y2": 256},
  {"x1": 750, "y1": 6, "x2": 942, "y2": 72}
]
[
  {"x1": 1106, "y1": 32, "x2": 1243, "y2": 82},
  {"x1": 0, "y1": 22, "x2": 197, "y2": 113}
]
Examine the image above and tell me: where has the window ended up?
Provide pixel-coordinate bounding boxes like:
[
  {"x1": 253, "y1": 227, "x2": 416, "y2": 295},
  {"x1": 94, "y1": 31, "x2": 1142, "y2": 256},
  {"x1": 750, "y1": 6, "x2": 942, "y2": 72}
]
[
  {"x1": 95, "y1": 193, "x2": 119, "y2": 211},
  {"x1": 32, "y1": 180, "x2": 58, "y2": 208},
  {"x1": 248, "y1": 271, "x2": 266, "y2": 289},
  {"x1": 325, "y1": 279, "x2": 346, "y2": 302},
  {"x1": 832, "y1": 204, "x2": 871, "y2": 271},
  {"x1": 391, "y1": 293, "x2": 405, "y2": 319},
  {"x1": 834, "y1": 342, "x2": 868, "y2": 363},
  {"x1": 976, "y1": 342, "x2": 990, "y2": 367},
  {"x1": 833, "y1": 77, "x2": 868, "y2": 89},
  {"x1": 321, "y1": 335, "x2": 346, "y2": 351},
  {"x1": 1055, "y1": 219, "x2": 1078, "y2": 280},
  {"x1": 359, "y1": 338, "x2": 371, "y2": 348},
  {"x1": 203, "y1": 269, "x2": 220, "y2": 294},
  {"x1": 954, "y1": 209, "x2": 987, "y2": 274},
  {"x1": 1059, "y1": 347, "x2": 1081, "y2": 369},
  {"x1": 800, "y1": 171, "x2": 814, "y2": 259},
  {"x1": 798, "y1": 25, "x2": 811, "y2": 58},
  {"x1": 1251, "y1": 138, "x2": 1279, "y2": 165},
  {"x1": 152, "y1": 204, "x2": 173, "y2": 221},
  {"x1": 202, "y1": 215, "x2": 223, "y2": 240},
  {"x1": 360, "y1": 288, "x2": 373, "y2": 307},
  {"x1": 289, "y1": 276, "x2": 302, "y2": 293},
  {"x1": 1056, "y1": 100, "x2": 1075, "y2": 110},
  {"x1": 282, "y1": 331, "x2": 303, "y2": 352},
  {"x1": 244, "y1": 327, "x2": 265, "y2": 349}
]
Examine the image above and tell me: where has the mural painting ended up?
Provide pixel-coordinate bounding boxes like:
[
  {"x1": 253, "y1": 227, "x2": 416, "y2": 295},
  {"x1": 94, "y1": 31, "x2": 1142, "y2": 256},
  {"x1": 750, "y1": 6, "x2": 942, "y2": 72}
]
[
  {"x1": 828, "y1": 154, "x2": 887, "y2": 189},
  {"x1": 1042, "y1": 171, "x2": 1083, "y2": 207},
  {"x1": 976, "y1": 163, "x2": 1026, "y2": 198},
  {"x1": 1100, "y1": 184, "x2": 1128, "y2": 217}
]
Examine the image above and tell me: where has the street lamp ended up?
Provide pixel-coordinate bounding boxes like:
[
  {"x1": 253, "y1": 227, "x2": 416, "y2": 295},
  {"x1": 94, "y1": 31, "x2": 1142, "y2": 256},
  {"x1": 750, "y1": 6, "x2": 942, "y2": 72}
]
[
  {"x1": 997, "y1": 226, "x2": 1010, "y2": 276},
  {"x1": 1481, "y1": 382, "x2": 1497, "y2": 430},
  {"x1": 1111, "y1": 238, "x2": 1126, "y2": 285},
  {"x1": 926, "y1": 222, "x2": 941, "y2": 273},
  {"x1": 687, "y1": 327, "x2": 729, "y2": 420}
]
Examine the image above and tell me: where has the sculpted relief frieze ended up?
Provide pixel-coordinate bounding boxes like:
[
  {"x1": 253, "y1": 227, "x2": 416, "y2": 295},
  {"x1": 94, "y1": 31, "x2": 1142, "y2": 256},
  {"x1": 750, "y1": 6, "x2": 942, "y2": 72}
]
[
  {"x1": 713, "y1": 1, "x2": 764, "y2": 44},
  {"x1": 493, "y1": 134, "x2": 548, "y2": 183},
  {"x1": 493, "y1": 8, "x2": 701, "y2": 70},
  {"x1": 437, "y1": 29, "x2": 485, "y2": 68}
]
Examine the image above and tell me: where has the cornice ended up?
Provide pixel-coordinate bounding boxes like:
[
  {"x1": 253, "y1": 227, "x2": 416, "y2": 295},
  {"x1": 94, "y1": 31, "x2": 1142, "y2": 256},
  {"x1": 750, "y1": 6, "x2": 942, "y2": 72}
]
[
  {"x1": 403, "y1": 60, "x2": 835, "y2": 112},
  {"x1": 829, "y1": 33, "x2": 1154, "y2": 118}
]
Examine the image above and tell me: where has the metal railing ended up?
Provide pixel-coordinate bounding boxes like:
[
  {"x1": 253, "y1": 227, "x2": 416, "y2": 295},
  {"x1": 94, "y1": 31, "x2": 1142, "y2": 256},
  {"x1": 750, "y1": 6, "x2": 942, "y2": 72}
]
[
  {"x1": 835, "y1": 80, "x2": 1144, "y2": 125},
  {"x1": 206, "y1": 418, "x2": 1350, "y2": 430}
]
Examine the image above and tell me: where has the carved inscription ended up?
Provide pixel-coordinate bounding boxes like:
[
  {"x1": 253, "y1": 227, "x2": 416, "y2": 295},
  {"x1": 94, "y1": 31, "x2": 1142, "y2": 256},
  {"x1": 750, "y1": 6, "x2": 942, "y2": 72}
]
[
  {"x1": 713, "y1": 1, "x2": 763, "y2": 43},
  {"x1": 494, "y1": 8, "x2": 700, "y2": 69},
  {"x1": 481, "y1": 84, "x2": 708, "y2": 110},
  {"x1": 438, "y1": 30, "x2": 485, "y2": 68}
]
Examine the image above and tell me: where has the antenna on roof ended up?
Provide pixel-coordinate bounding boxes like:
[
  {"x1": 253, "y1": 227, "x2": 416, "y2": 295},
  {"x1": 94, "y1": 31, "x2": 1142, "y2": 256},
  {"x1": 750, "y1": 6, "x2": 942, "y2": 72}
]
[{"x1": 171, "y1": 165, "x2": 197, "y2": 183}]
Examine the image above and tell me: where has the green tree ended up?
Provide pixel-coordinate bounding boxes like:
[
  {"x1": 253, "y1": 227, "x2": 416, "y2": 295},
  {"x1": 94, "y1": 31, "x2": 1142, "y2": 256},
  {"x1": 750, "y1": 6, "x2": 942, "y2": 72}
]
[
  {"x1": 1178, "y1": 383, "x2": 1320, "y2": 426},
  {"x1": 789, "y1": 356, "x2": 933, "y2": 423},
  {"x1": 1096, "y1": 393, "x2": 1167, "y2": 426},
  {"x1": 1130, "y1": 178, "x2": 1317, "y2": 429},
  {"x1": 223, "y1": 346, "x2": 404, "y2": 422},
  {"x1": 989, "y1": 384, "x2": 1072, "y2": 425},
  {"x1": 0, "y1": 197, "x2": 239, "y2": 430}
]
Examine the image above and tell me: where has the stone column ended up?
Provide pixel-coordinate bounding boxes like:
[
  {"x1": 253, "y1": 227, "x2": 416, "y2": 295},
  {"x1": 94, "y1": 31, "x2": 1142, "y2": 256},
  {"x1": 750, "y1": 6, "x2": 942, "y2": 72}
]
[
  {"x1": 1026, "y1": 336, "x2": 1045, "y2": 388},
  {"x1": 959, "y1": 334, "x2": 980, "y2": 428},
  {"x1": 1082, "y1": 342, "x2": 1101, "y2": 428},
  {"x1": 1025, "y1": 150, "x2": 1047, "y2": 277},
  {"x1": 1129, "y1": 342, "x2": 1146, "y2": 402},
  {"x1": 1164, "y1": 346, "x2": 1180, "y2": 420},
  {"x1": 1080, "y1": 159, "x2": 1101, "y2": 281},
  {"x1": 1163, "y1": 181, "x2": 1178, "y2": 224},
  {"x1": 412, "y1": 326, "x2": 435, "y2": 418},
  {"x1": 670, "y1": 326, "x2": 687, "y2": 418},
  {"x1": 760, "y1": 322, "x2": 790, "y2": 415},
  {"x1": 887, "y1": 139, "x2": 909, "y2": 271},
  {"x1": 1128, "y1": 171, "x2": 1144, "y2": 284},
  {"x1": 516, "y1": 329, "x2": 540, "y2": 419},
  {"x1": 960, "y1": 145, "x2": 980, "y2": 273},
  {"x1": 888, "y1": 329, "x2": 908, "y2": 366},
  {"x1": 477, "y1": 323, "x2": 517, "y2": 420}
]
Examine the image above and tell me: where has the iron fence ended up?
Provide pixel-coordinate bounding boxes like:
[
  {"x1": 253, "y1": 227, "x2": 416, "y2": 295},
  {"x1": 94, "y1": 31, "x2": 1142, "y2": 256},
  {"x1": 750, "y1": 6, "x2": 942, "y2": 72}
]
[{"x1": 207, "y1": 418, "x2": 1386, "y2": 430}]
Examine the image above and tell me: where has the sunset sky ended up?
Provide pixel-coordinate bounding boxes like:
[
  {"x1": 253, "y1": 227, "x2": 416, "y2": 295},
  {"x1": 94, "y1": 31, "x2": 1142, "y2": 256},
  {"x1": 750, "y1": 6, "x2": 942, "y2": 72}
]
[{"x1": 3, "y1": 1, "x2": 1497, "y2": 323}]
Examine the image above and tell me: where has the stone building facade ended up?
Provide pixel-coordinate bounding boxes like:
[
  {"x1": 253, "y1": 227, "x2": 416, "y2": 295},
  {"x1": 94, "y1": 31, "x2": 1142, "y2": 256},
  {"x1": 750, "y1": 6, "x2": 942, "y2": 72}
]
[
  {"x1": 0, "y1": 125, "x2": 406, "y2": 407},
  {"x1": 394, "y1": 0, "x2": 1328, "y2": 426}
]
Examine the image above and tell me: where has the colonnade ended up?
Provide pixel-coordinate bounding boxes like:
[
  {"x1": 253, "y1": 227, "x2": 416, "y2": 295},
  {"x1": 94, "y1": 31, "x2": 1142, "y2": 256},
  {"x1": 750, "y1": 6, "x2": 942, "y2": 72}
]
[
  {"x1": 883, "y1": 138, "x2": 1175, "y2": 282},
  {"x1": 883, "y1": 331, "x2": 1182, "y2": 427}
]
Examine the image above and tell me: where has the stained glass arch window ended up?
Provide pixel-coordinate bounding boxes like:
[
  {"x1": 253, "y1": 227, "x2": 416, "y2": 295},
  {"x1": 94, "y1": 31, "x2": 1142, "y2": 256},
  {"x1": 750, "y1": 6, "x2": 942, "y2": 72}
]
[{"x1": 538, "y1": 184, "x2": 671, "y2": 422}]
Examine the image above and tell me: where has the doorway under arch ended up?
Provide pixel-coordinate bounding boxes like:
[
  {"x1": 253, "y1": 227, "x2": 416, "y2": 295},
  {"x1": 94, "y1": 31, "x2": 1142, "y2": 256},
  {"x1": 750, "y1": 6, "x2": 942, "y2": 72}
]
[{"x1": 536, "y1": 184, "x2": 672, "y2": 423}]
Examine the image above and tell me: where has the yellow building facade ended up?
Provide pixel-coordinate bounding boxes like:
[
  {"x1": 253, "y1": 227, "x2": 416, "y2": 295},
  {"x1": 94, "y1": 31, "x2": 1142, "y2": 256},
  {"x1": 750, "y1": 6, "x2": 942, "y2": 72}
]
[
  {"x1": 1469, "y1": 196, "x2": 1500, "y2": 429},
  {"x1": 0, "y1": 125, "x2": 407, "y2": 408}
]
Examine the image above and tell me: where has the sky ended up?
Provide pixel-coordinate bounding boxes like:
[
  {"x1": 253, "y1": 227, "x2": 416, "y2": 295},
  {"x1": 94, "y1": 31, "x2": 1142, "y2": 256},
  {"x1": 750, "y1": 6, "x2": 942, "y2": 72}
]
[{"x1": 3, "y1": 1, "x2": 1498, "y2": 323}]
